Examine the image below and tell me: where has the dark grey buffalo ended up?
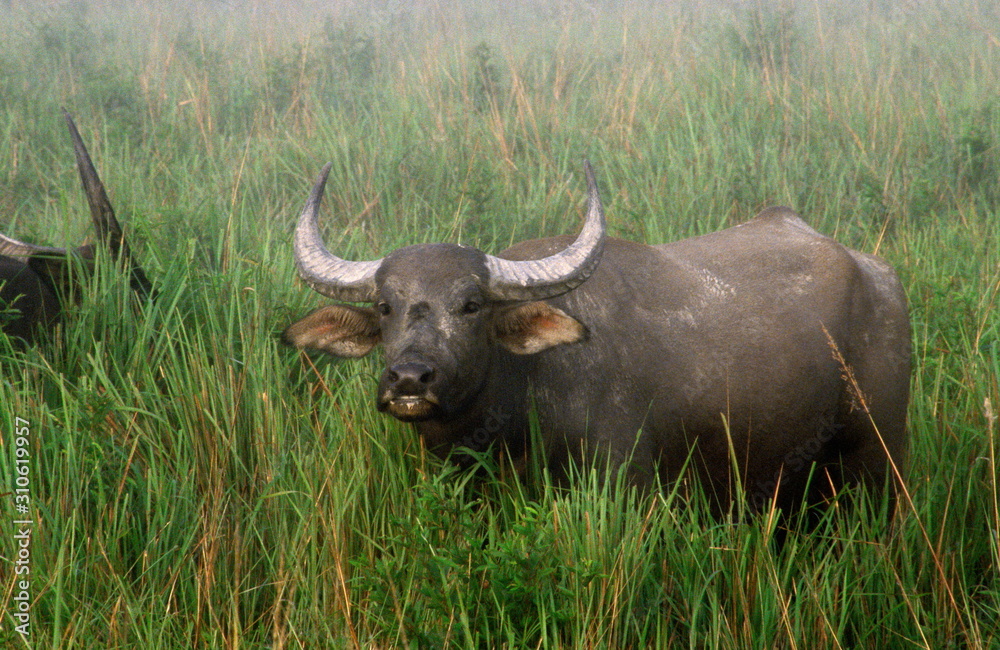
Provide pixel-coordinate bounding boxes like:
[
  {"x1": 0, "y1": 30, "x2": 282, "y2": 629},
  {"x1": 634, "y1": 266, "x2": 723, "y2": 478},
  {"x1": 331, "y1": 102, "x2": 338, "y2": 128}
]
[
  {"x1": 284, "y1": 162, "x2": 910, "y2": 512},
  {"x1": 0, "y1": 112, "x2": 151, "y2": 344}
]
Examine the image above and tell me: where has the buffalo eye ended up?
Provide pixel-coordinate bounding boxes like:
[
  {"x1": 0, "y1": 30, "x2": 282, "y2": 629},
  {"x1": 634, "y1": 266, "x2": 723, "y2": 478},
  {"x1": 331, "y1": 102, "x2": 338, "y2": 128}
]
[
  {"x1": 462, "y1": 300, "x2": 481, "y2": 314},
  {"x1": 377, "y1": 302, "x2": 392, "y2": 316}
]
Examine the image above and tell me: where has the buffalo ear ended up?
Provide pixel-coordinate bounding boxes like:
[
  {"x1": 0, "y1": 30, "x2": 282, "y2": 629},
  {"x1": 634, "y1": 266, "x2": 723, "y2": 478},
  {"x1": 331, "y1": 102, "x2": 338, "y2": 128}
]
[
  {"x1": 283, "y1": 304, "x2": 381, "y2": 358},
  {"x1": 494, "y1": 301, "x2": 586, "y2": 355}
]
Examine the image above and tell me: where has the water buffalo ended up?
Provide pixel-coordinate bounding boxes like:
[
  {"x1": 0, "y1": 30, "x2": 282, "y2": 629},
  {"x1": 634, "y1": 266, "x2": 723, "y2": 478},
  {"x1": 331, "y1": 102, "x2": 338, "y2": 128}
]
[
  {"x1": 0, "y1": 112, "x2": 151, "y2": 344},
  {"x1": 284, "y1": 162, "x2": 910, "y2": 513}
]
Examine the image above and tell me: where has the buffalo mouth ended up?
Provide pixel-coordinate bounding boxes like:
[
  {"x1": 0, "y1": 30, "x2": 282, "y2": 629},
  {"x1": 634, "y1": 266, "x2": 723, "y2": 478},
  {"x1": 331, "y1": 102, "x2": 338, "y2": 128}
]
[{"x1": 379, "y1": 394, "x2": 440, "y2": 422}]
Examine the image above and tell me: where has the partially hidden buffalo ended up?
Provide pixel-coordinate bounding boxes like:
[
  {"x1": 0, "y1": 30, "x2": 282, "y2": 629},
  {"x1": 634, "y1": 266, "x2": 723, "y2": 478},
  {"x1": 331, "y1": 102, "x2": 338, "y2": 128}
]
[
  {"x1": 284, "y1": 162, "x2": 910, "y2": 513},
  {"x1": 0, "y1": 112, "x2": 151, "y2": 344}
]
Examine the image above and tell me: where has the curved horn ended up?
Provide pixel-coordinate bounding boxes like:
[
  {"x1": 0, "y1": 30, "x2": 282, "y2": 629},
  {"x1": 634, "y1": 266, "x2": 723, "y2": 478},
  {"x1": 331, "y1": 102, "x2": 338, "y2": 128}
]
[
  {"x1": 293, "y1": 163, "x2": 382, "y2": 302},
  {"x1": 64, "y1": 110, "x2": 153, "y2": 297},
  {"x1": 0, "y1": 233, "x2": 66, "y2": 261},
  {"x1": 483, "y1": 160, "x2": 606, "y2": 301}
]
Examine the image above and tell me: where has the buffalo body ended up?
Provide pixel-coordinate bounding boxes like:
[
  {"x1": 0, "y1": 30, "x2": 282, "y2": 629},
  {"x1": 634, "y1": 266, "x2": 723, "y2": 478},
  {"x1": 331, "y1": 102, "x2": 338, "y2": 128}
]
[{"x1": 286, "y1": 165, "x2": 910, "y2": 512}]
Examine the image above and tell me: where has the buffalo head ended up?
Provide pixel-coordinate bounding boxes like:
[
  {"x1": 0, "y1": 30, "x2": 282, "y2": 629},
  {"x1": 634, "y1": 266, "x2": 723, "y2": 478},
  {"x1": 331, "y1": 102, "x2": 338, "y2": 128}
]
[
  {"x1": 0, "y1": 111, "x2": 152, "y2": 344},
  {"x1": 284, "y1": 163, "x2": 603, "y2": 424}
]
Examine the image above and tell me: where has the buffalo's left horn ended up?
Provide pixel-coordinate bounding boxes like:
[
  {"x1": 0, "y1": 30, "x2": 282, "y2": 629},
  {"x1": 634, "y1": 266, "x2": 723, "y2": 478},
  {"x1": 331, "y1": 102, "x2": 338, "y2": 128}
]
[{"x1": 482, "y1": 160, "x2": 605, "y2": 301}]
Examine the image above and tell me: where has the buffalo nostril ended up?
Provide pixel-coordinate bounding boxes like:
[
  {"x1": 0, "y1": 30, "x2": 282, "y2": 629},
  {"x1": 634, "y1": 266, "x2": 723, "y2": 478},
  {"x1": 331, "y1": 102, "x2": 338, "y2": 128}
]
[{"x1": 387, "y1": 362, "x2": 436, "y2": 391}]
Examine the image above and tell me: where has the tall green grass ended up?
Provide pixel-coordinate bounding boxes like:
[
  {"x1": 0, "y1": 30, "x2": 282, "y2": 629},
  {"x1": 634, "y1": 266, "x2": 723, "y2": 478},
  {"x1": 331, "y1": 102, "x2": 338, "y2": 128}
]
[{"x1": 1, "y1": 0, "x2": 999, "y2": 647}]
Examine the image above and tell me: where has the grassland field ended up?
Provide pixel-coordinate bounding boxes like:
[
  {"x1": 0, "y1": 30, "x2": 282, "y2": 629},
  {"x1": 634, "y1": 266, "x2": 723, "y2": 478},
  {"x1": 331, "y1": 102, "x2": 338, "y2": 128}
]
[{"x1": 1, "y1": 0, "x2": 999, "y2": 647}]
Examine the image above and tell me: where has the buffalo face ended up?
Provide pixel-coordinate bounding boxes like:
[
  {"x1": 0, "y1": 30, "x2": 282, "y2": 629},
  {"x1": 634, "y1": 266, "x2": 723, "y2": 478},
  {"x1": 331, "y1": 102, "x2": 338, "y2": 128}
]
[
  {"x1": 284, "y1": 242, "x2": 587, "y2": 423},
  {"x1": 284, "y1": 162, "x2": 603, "y2": 428}
]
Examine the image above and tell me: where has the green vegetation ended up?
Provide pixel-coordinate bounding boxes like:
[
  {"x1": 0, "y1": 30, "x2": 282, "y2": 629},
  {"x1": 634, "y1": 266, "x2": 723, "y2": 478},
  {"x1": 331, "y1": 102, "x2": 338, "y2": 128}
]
[{"x1": 1, "y1": 0, "x2": 999, "y2": 647}]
